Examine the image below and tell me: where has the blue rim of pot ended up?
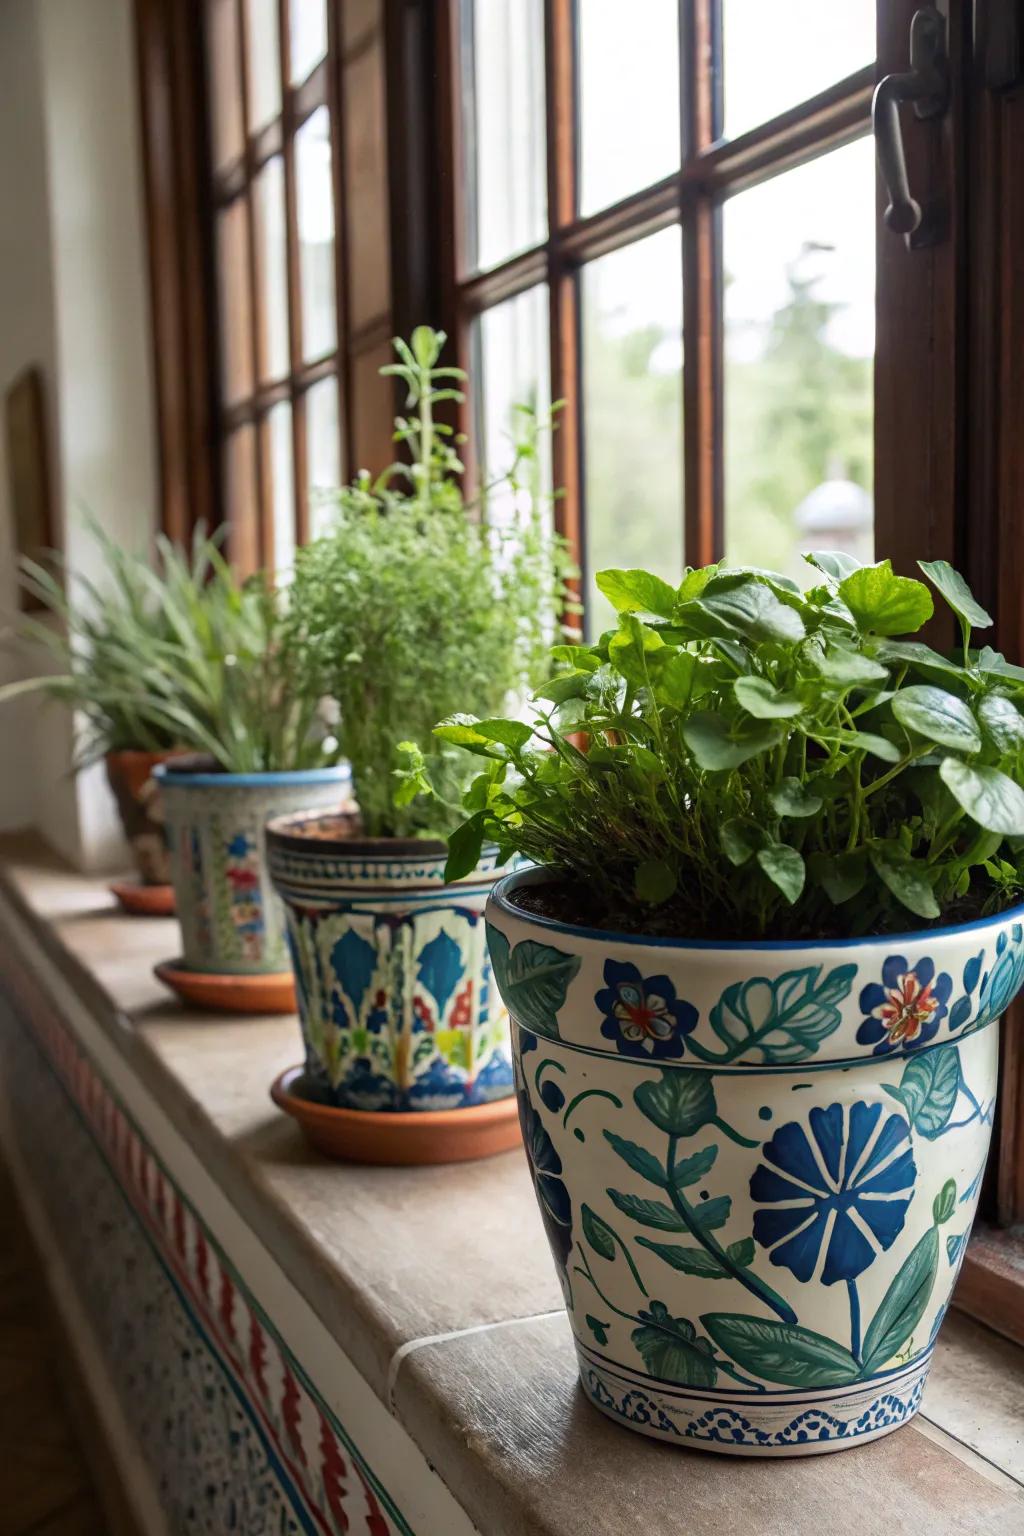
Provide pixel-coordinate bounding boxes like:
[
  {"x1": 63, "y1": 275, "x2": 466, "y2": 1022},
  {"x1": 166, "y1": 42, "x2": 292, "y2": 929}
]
[
  {"x1": 488, "y1": 863, "x2": 1024, "y2": 953},
  {"x1": 154, "y1": 762, "x2": 351, "y2": 790}
]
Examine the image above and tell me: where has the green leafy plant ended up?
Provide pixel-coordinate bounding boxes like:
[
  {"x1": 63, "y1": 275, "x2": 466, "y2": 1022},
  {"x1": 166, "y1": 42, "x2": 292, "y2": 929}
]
[
  {"x1": 286, "y1": 326, "x2": 575, "y2": 837},
  {"x1": 2, "y1": 522, "x2": 336, "y2": 773},
  {"x1": 436, "y1": 554, "x2": 1024, "y2": 940}
]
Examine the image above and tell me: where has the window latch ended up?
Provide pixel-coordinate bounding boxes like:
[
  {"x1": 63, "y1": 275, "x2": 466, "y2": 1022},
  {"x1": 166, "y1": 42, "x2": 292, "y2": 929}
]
[{"x1": 873, "y1": 4, "x2": 950, "y2": 249}]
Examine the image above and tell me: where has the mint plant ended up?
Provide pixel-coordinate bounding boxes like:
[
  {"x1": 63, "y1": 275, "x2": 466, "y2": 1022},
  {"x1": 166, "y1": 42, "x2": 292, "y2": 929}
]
[
  {"x1": 288, "y1": 326, "x2": 575, "y2": 838},
  {"x1": 435, "y1": 555, "x2": 1024, "y2": 940}
]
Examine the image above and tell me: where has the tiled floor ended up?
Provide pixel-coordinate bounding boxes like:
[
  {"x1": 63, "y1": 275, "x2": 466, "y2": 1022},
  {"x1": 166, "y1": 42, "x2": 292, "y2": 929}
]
[{"x1": 0, "y1": 1165, "x2": 109, "y2": 1535}]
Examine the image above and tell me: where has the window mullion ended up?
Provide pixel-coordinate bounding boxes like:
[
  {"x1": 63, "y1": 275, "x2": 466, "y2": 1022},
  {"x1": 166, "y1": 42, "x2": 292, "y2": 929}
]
[{"x1": 278, "y1": 0, "x2": 307, "y2": 550}]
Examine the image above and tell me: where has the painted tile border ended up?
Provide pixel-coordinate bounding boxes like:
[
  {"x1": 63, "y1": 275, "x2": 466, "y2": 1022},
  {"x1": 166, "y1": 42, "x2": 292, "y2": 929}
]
[{"x1": 0, "y1": 889, "x2": 480, "y2": 1536}]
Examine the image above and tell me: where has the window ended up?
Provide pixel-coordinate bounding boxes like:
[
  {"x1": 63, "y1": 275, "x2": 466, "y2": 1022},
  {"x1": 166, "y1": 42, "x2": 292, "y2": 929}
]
[{"x1": 447, "y1": 0, "x2": 876, "y2": 634}]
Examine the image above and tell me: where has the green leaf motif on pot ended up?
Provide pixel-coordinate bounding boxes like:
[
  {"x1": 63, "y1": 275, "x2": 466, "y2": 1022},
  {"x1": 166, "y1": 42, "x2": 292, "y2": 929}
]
[
  {"x1": 859, "y1": 1226, "x2": 939, "y2": 1376},
  {"x1": 633, "y1": 1071, "x2": 717, "y2": 1137},
  {"x1": 668, "y1": 1142, "x2": 718, "y2": 1188},
  {"x1": 702, "y1": 1315, "x2": 860, "y2": 1389},
  {"x1": 932, "y1": 1178, "x2": 957, "y2": 1226},
  {"x1": 690, "y1": 1195, "x2": 732, "y2": 1232},
  {"x1": 603, "y1": 1130, "x2": 668, "y2": 1188},
  {"x1": 581, "y1": 1203, "x2": 617, "y2": 1262},
  {"x1": 883, "y1": 1046, "x2": 961, "y2": 1139},
  {"x1": 630, "y1": 1302, "x2": 718, "y2": 1388},
  {"x1": 605, "y1": 1190, "x2": 685, "y2": 1232},
  {"x1": 707, "y1": 963, "x2": 857, "y2": 1063},
  {"x1": 636, "y1": 1238, "x2": 731, "y2": 1278},
  {"x1": 585, "y1": 1313, "x2": 610, "y2": 1346},
  {"x1": 485, "y1": 925, "x2": 580, "y2": 1040}
]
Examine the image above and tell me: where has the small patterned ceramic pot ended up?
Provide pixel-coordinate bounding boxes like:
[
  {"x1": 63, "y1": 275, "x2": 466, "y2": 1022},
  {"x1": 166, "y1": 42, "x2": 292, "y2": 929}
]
[
  {"x1": 266, "y1": 811, "x2": 514, "y2": 1111},
  {"x1": 156, "y1": 764, "x2": 351, "y2": 975},
  {"x1": 486, "y1": 866, "x2": 1024, "y2": 1458},
  {"x1": 105, "y1": 749, "x2": 179, "y2": 885}
]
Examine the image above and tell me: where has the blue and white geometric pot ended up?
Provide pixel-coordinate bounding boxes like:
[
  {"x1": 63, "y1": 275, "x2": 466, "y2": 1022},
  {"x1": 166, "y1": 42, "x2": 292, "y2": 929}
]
[
  {"x1": 265, "y1": 811, "x2": 514, "y2": 1111},
  {"x1": 155, "y1": 763, "x2": 351, "y2": 975},
  {"x1": 486, "y1": 865, "x2": 1024, "y2": 1457}
]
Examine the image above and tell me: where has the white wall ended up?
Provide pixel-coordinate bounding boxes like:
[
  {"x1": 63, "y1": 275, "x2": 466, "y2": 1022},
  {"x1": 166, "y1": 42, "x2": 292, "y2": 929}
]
[{"x1": 0, "y1": 0, "x2": 159, "y2": 870}]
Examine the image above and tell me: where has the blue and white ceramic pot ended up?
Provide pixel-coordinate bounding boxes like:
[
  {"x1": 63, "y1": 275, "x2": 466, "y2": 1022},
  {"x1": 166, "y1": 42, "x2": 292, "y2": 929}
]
[
  {"x1": 156, "y1": 762, "x2": 351, "y2": 975},
  {"x1": 265, "y1": 811, "x2": 514, "y2": 1111},
  {"x1": 486, "y1": 865, "x2": 1024, "y2": 1457}
]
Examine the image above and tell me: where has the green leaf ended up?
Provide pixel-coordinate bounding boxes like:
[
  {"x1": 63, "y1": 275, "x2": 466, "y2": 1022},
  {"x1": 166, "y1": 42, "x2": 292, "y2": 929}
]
[
  {"x1": 670, "y1": 1143, "x2": 719, "y2": 1188},
  {"x1": 918, "y1": 560, "x2": 993, "y2": 630},
  {"x1": 939, "y1": 757, "x2": 1024, "y2": 835},
  {"x1": 837, "y1": 729, "x2": 902, "y2": 763},
  {"x1": 581, "y1": 1204, "x2": 617, "y2": 1261},
  {"x1": 636, "y1": 1238, "x2": 728, "y2": 1278},
  {"x1": 978, "y1": 693, "x2": 1024, "y2": 752},
  {"x1": 868, "y1": 842, "x2": 940, "y2": 919},
  {"x1": 720, "y1": 818, "x2": 757, "y2": 866},
  {"x1": 585, "y1": 1314, "x2": 609, "y2": 1346},
  {"x1": 702, "y1": 1315, "x2": 859, "y2": 1388},
  {"x1": 606, "y1": 1190, "x2": 685, "y2": 1232},
  {"x1": 691, "y1": 1195, "x2": 731, "y2": 1232},
  {"x1": 635, "y1": 859, "x2": 678, "y2": 905},
  {"x1": 883, "y1": 1045, "x2": 961, "y2": 1138},
  {"x1": 808, "y1": 849, "x2": 867, "y2": 906},
  {"x1": 876, "y1": 639, "x2": 970, "y2": 686},
  {"x1": 596, "y1": 568, "x2": 678, "y2": 618},
  {"x1": 756, "y1": 844, "x2": 805, "y2": 904},
  {"x1": 727, "y1": 1237, "x2": 756, "y2": 1267},
  {"x1": 474, "y1": 718, "x2": 535, "y2": 750},
  {"x1": 603, "y1": 1130, "x2": 668, "y2": 1188},
  {"x1": 444, "y1": 815, "x2": 486, "y2": 882},
  {"x1": 891, "y1": 686, "x2": 981, "y2": 753},
  {"x1": 932, "y1": 1179, "x2": 957, "y2": 1225},
  {"x1": 654, "y1": 650, "x2": 697, "y2": 709},
  {"x1": 812, "y1": 644, "x2": 889, "y2": 686},
  {"x1": 709, "y1": 963, "x2": 857, "y2": 1063},
  {"x1": 683, "y1": 711, "x2": 783, "y2": 771},
  {"x1": 608, "y1": 615, "x2": 665, "y2": 688},
  {"x1": 839, "y1": 560, "x2": 934, "y2": 636},
  {"x1": 633, "y1": 1071, "x2": 717, "y2": 1137},
  {"x1": 696, "y1": 579, "x2": 806, "y2": 644},
  {"x1": 804, "y1": 550, "x2": 864, "y2": 584},
  {"x1": 859, "y1": 1227, "x2": 939, "y2": 1375},
  {"x1": 433, "y1": 713, "x2": 506, "y2": 754},
  {"x1": 630, "y1": 1303, "x2": 718, "y2": 1387},
  {"x1": 976, "y1": 646, "x2": 1024, "y2": 684},
  {"x1": 484, "y1": 927, "x2": 580, "y2": 1040},
  {"x1": 733, "y1": 675, "x2": 805, "y2": 719},
  {"x1": 770, "y1": 778, "x2": 823, "y2": 819}
]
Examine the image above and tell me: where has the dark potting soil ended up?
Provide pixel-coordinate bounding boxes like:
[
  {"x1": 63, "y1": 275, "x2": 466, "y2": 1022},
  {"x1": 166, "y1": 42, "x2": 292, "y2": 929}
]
[{"x1": 506, "y1": 877, "x2": 1002, "y2": 945}]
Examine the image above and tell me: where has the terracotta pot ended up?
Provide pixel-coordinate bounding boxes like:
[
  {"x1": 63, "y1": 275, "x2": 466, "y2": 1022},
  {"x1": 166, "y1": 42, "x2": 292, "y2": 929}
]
[
  {"x1": 105, "y1": 749, "x2": 180, "y2": 886},
  {"x1": 266, "y1": 811, "x2": 514, "y2": 1113},
  {"x1": 485, "y1": 865, "x2": 1024, "y2": 1457},
  {"x1": 155, "y1": 762, "x2": 351, "y2": 976}
]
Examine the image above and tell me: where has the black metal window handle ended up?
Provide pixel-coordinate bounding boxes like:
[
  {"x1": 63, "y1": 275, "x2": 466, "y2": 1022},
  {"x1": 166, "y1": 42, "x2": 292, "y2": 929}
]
[{"x1": 873, "y1": 4, "x2": 950, "y2": 248}]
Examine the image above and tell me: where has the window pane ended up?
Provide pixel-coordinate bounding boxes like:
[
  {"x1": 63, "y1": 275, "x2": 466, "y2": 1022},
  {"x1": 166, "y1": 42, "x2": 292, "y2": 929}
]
[
  {"x1": 723, "y1": 139, "x2": 875, "y2": 582},
  {"x1": 267, "y1": 402, "x2": 296, "y2": 576},
  {"x1": 582, "y1": 228, "x2": 683, "y2": 635},
  {"x1": 245, "y1": 0, "x2": 281, "y2": 131},
  {"x1": 216, "y1": 198, "x2": 254, "y2": 404},
  {"x1": 306, "y1": 377, "x2": 341, "y2": 539},
  {"x1": 253, "y1": 157, "x2": 289, "y2": 382},
  {"x1": 577, "y1": 0, "x2": 680, "y2": 216},
  {"x1": 225, "y1": 427, "x2": 259, "y2": 575},
  {"x1": 475, "y1": 285, "x2": 550, "y2": 502},
  {"x1": 207, "y1": 0, "x2": 244, "y2": 171},
  {"x1": 289, "y1": 0, "x2": 327, "y2": 84},
  {"x1": 723, "y1": 0, "x2": 875, "y2": 140},
  {"x1": 467, "y1": 0, "x2": 546, "y2": 272},
  {"x1": 296, "y1": 106, "x2": 337, "y2": 361}
]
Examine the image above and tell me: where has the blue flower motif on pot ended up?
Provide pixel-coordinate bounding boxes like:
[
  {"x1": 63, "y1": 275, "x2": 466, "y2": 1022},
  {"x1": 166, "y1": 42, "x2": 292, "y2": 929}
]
[
  {"x1": 751, "y1": 1102, "x2": 916, "y2": 1284},
  {"x1": 950, "y1": 924, "x2": 1024, "y2": 1033},
  {"x1": 596, "y1": 960, "x2": 698, "y2": 1059},
  {"x1": 517, "y1": 1085, "x2": 573, "y2": 1279},
  {"x1": 856, "y1": 956, "x2": 952, "y2": 1056}
]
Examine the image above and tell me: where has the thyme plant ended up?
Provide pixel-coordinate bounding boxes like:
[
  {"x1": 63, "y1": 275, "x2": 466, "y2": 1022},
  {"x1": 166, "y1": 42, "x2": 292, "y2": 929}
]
[
  {"x1": 435, "y1": 555, "x2": 1024, "y2": 940},
  {"x1": 288, "y1": 326, "x2": 574, "y2": 838}
]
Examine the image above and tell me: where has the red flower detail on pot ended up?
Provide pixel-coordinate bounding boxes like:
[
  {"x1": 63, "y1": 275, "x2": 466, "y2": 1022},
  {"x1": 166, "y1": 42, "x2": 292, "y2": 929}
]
[
  {"x1": 857, "y1": 956, "x2": 952, "y2": 1056},
  {"x1": 596, "y1": 960, "x2": 698, "y2": 1059}
]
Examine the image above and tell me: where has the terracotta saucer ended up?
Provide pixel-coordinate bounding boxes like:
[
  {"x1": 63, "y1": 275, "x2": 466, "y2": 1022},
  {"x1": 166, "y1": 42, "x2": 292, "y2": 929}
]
[
  {"x1": 110, "y1": 881, "x2": 176, "y2": 917},
  {"x1": 155, "y1": 960, "x2": 296, "y2": 1015},
  {"x1": 270, "y1": 1066, "x2": 523, "y2": 1165}
]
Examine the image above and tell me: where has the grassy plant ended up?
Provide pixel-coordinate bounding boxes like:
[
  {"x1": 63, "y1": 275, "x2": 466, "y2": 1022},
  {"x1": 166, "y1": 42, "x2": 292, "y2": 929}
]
[
  {"x1": 287, "y1": 326, "x2": 575, "y2": 837},
  {"x1": 435, "y1": 555, "x2": 1024, "y2": 940},
  {"x1": 2, "y1": 522, "x2": 336, "y2": 773}
]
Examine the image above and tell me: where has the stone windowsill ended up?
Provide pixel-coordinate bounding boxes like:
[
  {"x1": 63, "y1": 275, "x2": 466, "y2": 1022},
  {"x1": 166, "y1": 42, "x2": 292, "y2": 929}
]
[{"x1": 0, "y1": 831, "x2": 1021, "y2": 1535}]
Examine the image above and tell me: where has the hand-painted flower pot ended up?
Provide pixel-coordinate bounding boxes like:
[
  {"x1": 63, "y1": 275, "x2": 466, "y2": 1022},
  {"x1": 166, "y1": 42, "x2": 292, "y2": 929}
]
[
  {"x1": 156, "y1": 762, "x2": 350, "y2": 975},
  {"x1": 105, "y1": 749, "x2": 180, "y2": 886},
  {"x1": 265, "y1": 811, "x2": 514, "y2": 1113},
  {"x1": 486, "y1": 866, "x2": 1024, "y2": 1457}
]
